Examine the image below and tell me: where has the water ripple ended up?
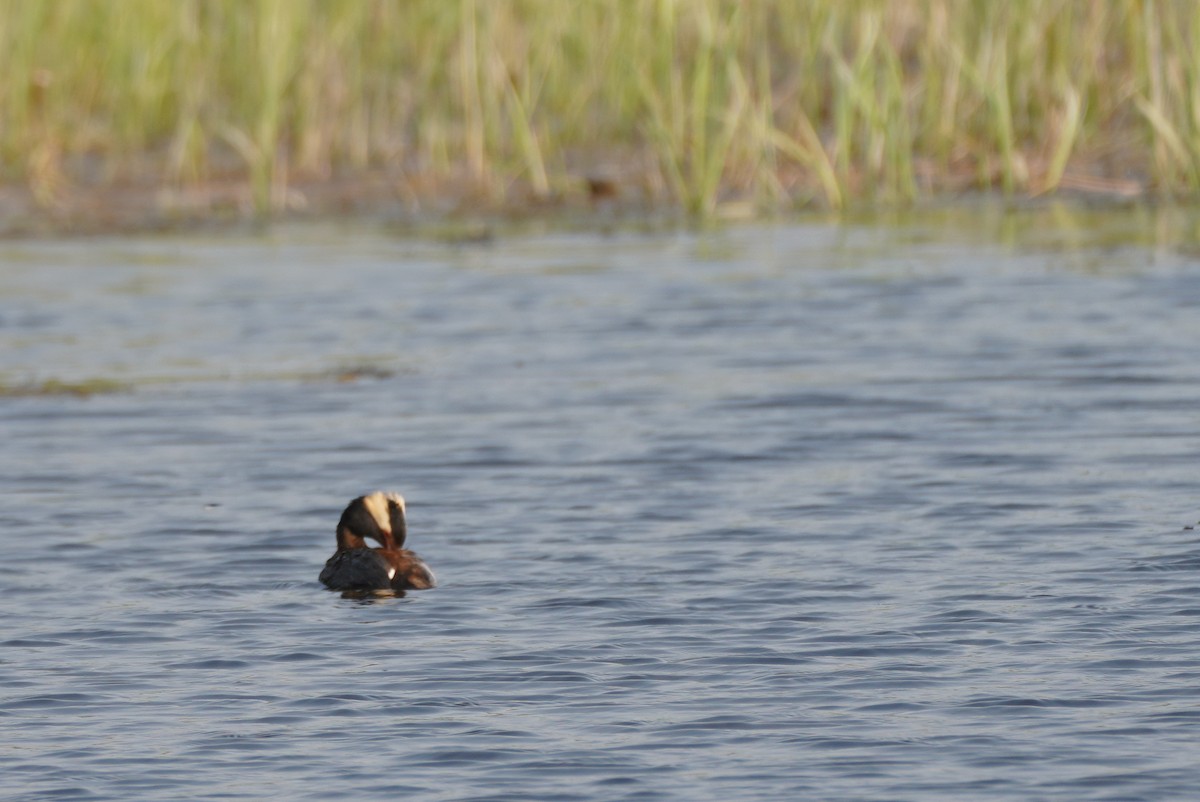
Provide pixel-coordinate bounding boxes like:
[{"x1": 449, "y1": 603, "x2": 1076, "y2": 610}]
[{"x1": 3, "y1": 225, "x2": 1200, "y2": 800}]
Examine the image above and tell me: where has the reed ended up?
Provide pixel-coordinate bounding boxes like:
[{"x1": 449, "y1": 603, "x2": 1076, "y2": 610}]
[{"x1": 0, "y1": 0, "x2": 1197, "y2": 218}]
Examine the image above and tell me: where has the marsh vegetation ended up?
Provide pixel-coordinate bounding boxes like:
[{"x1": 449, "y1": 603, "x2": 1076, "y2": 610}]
[{"x1": 1, "y1": 0, "x2": 1196, "y2": 224}]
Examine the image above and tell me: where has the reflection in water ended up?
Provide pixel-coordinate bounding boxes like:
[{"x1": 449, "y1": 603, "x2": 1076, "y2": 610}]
[{"x1": 3, "y1": 216, "x2": 1200, "y2": 800}]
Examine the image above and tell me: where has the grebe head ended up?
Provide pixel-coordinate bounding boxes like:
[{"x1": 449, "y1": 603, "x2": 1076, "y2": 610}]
[{"x1": 336, "y1": 491, "x2": 407, "y2": 550}]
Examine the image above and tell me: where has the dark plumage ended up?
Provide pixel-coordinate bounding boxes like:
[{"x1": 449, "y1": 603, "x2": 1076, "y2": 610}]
[{"x1": 319, "y1": 492, "x2": 436, "y2": 592}]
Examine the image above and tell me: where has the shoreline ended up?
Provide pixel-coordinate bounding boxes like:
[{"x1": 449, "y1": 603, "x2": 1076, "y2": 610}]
[
  {"x1": 0, "y1": 164, "x2": 1158, "y2": 241},
  {"x1": 1, "y1": 187, "x2": 1193, "y2": 402}
]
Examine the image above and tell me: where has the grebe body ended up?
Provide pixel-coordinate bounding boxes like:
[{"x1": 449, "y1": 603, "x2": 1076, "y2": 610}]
[{"x1": 319, "y1": 492, "x2": 435, "y2": 592}]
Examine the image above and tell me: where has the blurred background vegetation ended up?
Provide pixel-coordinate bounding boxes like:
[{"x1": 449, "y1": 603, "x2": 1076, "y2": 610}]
[{"x1": 1, "y1": 0, "x2": 1197, "y2": 222}]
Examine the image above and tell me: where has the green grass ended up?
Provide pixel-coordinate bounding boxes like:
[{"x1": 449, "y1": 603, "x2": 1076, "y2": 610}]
[{"x1": 1, "y1": 0, "x2": 1198, "y2": 218}]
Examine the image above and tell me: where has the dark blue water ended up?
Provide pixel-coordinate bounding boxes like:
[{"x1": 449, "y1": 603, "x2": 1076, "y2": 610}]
[{"x1": 3, "y1": 216, "x2": 1200, "y2": 800}]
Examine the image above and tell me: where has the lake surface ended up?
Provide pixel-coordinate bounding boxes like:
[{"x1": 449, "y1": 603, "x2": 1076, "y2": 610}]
[{"x1": 3, "y1": 210, "x2": 1200, "y2": 800}]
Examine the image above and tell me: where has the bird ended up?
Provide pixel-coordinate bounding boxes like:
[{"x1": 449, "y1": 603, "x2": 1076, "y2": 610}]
[{"x1": 319, "y1": 492, "x2": 435, "y2": 593}]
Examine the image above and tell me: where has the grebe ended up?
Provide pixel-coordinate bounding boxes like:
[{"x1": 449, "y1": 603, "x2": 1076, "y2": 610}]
[{"x1": 319, "y1": 492, "x2": 436, "y2": 592}]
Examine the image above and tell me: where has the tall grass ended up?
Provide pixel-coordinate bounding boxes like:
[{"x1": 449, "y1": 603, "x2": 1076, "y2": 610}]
[{"x1": 1, "y1": 0, "x2": 1198, "y2": 217}]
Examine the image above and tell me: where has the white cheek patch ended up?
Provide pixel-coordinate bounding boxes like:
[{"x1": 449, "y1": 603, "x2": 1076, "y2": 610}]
[
  {"x1": 387, "y1": 567, "x2": 397, "y2": 580},
  {"x1": 362, "y1": 492, "x2": 391, "y2": 534}
]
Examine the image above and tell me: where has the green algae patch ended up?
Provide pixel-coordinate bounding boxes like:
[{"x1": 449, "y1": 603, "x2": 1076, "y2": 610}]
[{"x1": 0, "y1": 378, "x2": 132, "y2": 398}]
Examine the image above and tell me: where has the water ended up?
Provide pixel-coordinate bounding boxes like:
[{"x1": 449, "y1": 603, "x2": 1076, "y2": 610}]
[{"x1": 3, "y1": 214, "x2": 1200, "y2": 801}]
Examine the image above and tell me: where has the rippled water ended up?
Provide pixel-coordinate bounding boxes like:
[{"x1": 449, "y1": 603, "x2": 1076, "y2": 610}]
[{"x1": 3, "y1": 213, "x2": 1200, "y2": 800}]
